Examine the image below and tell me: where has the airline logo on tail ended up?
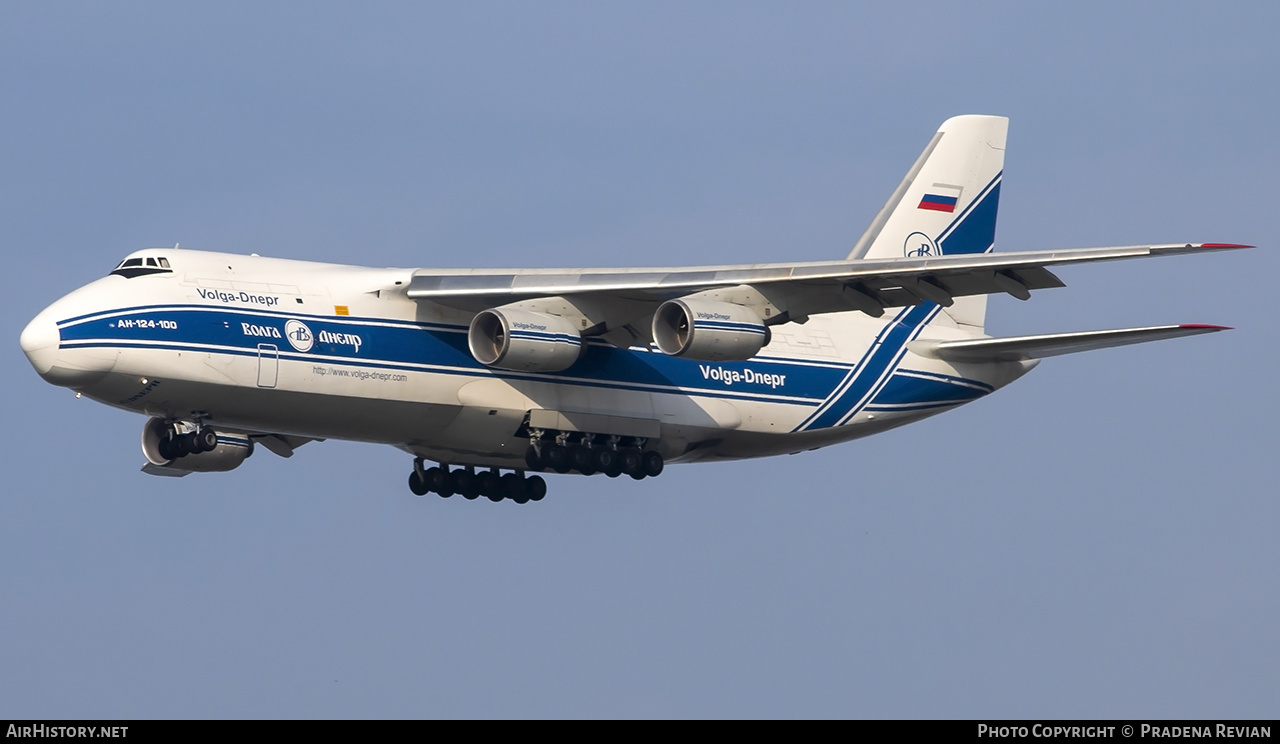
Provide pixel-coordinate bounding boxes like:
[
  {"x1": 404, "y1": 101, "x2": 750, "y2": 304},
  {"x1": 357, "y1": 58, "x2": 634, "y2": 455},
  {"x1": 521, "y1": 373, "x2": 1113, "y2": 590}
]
[{"x1": 904, "y1": 231, "x2": 940, "y2": 258}]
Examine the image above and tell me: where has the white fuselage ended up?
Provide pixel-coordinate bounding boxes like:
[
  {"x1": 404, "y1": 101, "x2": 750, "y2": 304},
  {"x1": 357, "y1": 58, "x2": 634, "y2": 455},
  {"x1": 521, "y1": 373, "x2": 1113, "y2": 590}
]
[{"x1": 21, "y1": 249, "x2": 1032, "y2": 470}]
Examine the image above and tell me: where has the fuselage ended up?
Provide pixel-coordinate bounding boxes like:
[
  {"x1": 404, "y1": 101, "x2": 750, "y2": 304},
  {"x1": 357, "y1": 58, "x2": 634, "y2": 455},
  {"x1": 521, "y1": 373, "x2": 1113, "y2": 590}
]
[{"x1": 20, "y1": 248, "x2": 1032, "y2": 471}]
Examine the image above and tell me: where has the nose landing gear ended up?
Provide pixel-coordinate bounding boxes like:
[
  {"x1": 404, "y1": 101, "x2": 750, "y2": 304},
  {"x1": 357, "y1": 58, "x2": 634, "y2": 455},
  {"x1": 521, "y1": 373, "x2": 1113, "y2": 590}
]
[{"x1": 157, "y1": 424, "x2": 219, "y2": 461}]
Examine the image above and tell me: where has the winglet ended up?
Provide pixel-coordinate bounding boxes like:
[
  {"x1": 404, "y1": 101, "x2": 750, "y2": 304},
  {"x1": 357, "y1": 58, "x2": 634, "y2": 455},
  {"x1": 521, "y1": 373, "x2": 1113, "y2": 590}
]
[{"x1": 1178, "y1": 323, "x2": 1233, "y2": 331}]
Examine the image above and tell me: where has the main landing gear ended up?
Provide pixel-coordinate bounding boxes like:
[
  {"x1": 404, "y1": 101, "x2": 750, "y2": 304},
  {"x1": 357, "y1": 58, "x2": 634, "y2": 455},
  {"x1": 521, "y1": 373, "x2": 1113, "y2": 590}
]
[
  {"x1": 522, "y1": 430, "x2": 664, "y2": 481},
  {"x1": 405, "y1": 430, "x2": 665, "y2": 503},
  {"x1": 407, "y1": 458, "x2": 547, "y2": 504}
]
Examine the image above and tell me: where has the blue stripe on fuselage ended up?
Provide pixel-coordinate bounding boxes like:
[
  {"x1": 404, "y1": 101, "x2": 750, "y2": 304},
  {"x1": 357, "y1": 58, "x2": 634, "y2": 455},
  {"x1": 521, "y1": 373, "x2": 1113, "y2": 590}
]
[
  {"x1": 873, "y1": 371, "x2": 990, "y2": 406},
  {"x1": 58, "y1": 305, "x2": 847, "y2": 405},
  {"x1": 56, "y1": 303, "x2": 993, "y2": 429},
  {"x1": 794, "y1": 302, "x2": 941, "y2": 431}
]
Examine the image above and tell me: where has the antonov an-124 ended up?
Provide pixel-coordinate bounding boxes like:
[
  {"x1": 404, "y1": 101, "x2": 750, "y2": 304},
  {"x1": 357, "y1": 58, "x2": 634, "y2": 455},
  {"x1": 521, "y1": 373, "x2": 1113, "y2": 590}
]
[{"x1": 19, "y1": 115, "x2": 1250, "y2": 503}]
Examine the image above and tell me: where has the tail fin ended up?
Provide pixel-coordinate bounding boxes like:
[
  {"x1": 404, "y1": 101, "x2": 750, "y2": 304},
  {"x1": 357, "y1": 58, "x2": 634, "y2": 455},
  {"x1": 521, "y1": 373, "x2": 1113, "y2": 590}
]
[{"x1": 847, "y1": 115, "x2": 1007, "y2": 330}]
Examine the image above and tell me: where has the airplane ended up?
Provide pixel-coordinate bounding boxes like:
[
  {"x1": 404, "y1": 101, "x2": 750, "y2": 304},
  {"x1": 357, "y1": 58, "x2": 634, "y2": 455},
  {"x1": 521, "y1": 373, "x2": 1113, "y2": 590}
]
[{"x1": 18, "y1": 114, "x2": 1250, "y2": 504}]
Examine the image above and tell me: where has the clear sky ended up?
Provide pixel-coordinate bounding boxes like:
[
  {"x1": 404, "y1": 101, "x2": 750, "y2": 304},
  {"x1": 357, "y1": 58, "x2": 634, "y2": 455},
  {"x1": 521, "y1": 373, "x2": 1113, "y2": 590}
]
[{"x1": 2, "y1": 2, "x2": 1276, "y2": 718}]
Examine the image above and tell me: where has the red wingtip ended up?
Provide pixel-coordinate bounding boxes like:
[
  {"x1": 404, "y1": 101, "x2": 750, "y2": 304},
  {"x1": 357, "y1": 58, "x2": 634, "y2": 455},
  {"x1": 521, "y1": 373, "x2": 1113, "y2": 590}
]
[
  {"x1": 1179, "y1": 324, "x2": 1232, "y2": 331},
  {"x1": 1200, "y1": 243, "x2": 1254, "y2": 249}
]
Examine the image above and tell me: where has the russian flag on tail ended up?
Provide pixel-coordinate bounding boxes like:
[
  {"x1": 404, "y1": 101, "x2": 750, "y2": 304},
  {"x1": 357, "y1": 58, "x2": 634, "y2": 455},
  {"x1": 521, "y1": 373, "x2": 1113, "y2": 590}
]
[{"x1": 918, "y1": 183, "x2": 963, "y2": 213}]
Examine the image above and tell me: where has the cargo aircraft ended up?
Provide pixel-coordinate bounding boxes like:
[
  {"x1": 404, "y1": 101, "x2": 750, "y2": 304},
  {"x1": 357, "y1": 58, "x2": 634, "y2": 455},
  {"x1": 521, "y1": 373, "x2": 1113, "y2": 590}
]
[{"x1": 19, "y1": 115, "x2": 1250, "y2": 503}]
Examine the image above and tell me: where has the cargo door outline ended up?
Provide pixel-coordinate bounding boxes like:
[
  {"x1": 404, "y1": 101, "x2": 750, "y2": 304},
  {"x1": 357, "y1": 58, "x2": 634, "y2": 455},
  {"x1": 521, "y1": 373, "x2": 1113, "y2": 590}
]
[{"x1": 257, "y1": 343, "x2": 279, "y2": 388}]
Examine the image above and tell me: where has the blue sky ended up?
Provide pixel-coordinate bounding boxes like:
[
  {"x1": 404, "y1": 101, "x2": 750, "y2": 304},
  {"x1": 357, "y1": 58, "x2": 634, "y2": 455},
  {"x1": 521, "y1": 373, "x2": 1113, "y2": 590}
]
[{"x1": 2, "y1": 2, "x2": 1277, "y2": 718}]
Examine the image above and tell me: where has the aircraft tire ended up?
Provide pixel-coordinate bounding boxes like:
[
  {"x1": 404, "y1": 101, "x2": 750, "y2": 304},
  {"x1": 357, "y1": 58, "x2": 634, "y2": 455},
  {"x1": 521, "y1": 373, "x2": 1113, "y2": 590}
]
[
  {"x1": 408, "y1": 470, "x2": 430, "y2": 497},
  {"x1": 500, "y1": 473, "x2": 524, "y2": 501},
  {"x1": 196, "y1": 427, "x2": 218, "y2": 453},
  {"x1": 604, "y1": 462, "x2": 623, "y2": 478},
  {"x1": 438, "y1": 471, "x2": 457, "y2": 498},
  {"x1": 525, "y1": 475, "x2": 547, "y2": 501},
  {"x1": 620, "y1": 449, "x2": 642, "y2": 476},
  {"x1": 594, "y1": 448, "x2": 618, "y2": 472},
  {"x1": 477, "y1": 470, "x2": 499, "y2": 498},
  {"x1": 524, "y1": 446, "x2": 544, "y2": 471},
  {"x1": 158, "y1": 436, "x2": 176, "y2": 461},
  {"x1": 423, "y1": 466, "x2": 445, "y2": 493},
  {"x1": 629, "y1": 470, "x2": 646, "y2": 481},
  {"x1": 571, "y1": 446, "x2": 594, "y2": 472},
  {"x1": 642, "y1": 451, "x2": 664, "y2": 478},
  {"x1": 454, "y1": 470, "x2": 478, "y2": 499},
  {"x1": 547, "y1": 446, "x2": 571, "y2": 474}
]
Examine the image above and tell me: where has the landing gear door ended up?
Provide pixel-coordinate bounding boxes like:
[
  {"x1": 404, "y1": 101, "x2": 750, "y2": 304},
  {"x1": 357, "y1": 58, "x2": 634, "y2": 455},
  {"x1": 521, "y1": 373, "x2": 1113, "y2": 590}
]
[{"x1": 257, "y1": 343, "x2": 278, "y2": 388}]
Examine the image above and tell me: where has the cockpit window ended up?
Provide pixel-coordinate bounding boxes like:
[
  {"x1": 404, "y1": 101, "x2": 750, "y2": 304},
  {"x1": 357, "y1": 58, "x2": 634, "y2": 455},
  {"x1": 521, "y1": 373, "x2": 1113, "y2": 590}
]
[{"x1": 111, "y1": 255, "x2": 174, "y2": 279}]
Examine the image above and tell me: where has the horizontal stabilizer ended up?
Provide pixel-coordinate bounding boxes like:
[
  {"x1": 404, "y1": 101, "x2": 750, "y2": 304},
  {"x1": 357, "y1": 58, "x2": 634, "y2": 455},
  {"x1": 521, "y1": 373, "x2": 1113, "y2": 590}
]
[{"x1": 913, "y1": 324, "x2": 1230, "y2": 363}]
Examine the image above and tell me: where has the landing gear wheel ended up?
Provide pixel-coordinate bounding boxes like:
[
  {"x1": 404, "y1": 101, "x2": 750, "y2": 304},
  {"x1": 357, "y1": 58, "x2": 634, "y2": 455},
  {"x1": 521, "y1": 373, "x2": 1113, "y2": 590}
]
[
  {"x1": 476, "y1": 470, "x2": 499, "y2": 499},
  {"x1": 453, "y1": 470, "x2": 478, "y2": 499},
  {"x1": 594, "y1": 448, "x2": 618, "y2": 472},
  {"x1": 571, "y1": 446, "x2": 594, "y2": 473},
  {"x1": 196, "y1": 427, "x2": 218, "y2": 453},
  {"x1": 547, "y1": 445, "x2": 571, "y2": 474},
  {"x1": 423, "y1": 467, "x2": 445, "y2": 493},
  {"x1": 408, "y1": 470, "x2": 429, "y2": 496},
  {"x1": 525, "y1": 475, "x2": 547, "y2": 502},
  {"x1": 158, "y1": 435, "x2": 177, "y2": 461},
  {"x1": 604, "y1": 462, "x2": 623, "y2": 478},
  {"x1": 525, "y1": 446, "x2": 544, "y2": 472},
  {"x1": 620, "y1": 449, "x2": 642, "y2": 476},
  {"x1": 501, "y1": 473, "x2": 525, "y2": 503},
  {"x1": 642, "y1": 450, "x2": 664, "y2": 478},
  {"x1": 437, "y1": 470, "x2": 456, "y2": 498}
]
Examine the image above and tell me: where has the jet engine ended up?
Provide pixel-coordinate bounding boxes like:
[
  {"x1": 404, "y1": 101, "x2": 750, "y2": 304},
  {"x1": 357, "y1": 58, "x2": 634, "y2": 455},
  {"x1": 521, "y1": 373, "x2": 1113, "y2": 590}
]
[
  {"x1": 468, "y1": 307, "x2": 583, "y2": 372},
  {"x1": 141, "y1": 417, "x2": 253, "y2": 473},
  {"x1": 652, "y1": 298, "x2": 769, "y2": 361}
]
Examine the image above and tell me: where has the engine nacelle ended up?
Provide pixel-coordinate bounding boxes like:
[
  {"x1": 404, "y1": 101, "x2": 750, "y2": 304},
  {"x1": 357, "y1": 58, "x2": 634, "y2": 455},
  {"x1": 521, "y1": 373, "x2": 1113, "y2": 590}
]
[
  {"x1": 141, "y1": 417, "x2": 253, "y2": 473},
  {"x1": 468, "y1": 307, "x2": 583, "y2": 372},
  {"x1": 652, "y1": 298, "x2": 768, "y2": 361}
]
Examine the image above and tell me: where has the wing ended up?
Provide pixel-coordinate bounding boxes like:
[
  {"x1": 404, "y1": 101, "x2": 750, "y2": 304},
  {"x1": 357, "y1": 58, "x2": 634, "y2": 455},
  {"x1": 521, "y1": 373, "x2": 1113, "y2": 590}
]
[{"x1": 405, "y1": 243, "x2": 1250, "y2": 341}]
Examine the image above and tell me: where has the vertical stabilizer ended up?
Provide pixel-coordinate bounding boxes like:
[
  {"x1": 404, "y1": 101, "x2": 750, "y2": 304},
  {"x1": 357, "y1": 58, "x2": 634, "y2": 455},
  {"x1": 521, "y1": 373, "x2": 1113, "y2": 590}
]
[{"x1": 847, "y1": 115, "x2": 1007, "y2": 329}]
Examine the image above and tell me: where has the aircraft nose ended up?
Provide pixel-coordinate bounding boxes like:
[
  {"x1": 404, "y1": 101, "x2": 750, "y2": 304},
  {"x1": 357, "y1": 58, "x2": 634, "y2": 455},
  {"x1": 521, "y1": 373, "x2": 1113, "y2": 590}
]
[{"x1": 20, "y1": 312, "x2": 59, "y2": 378}]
